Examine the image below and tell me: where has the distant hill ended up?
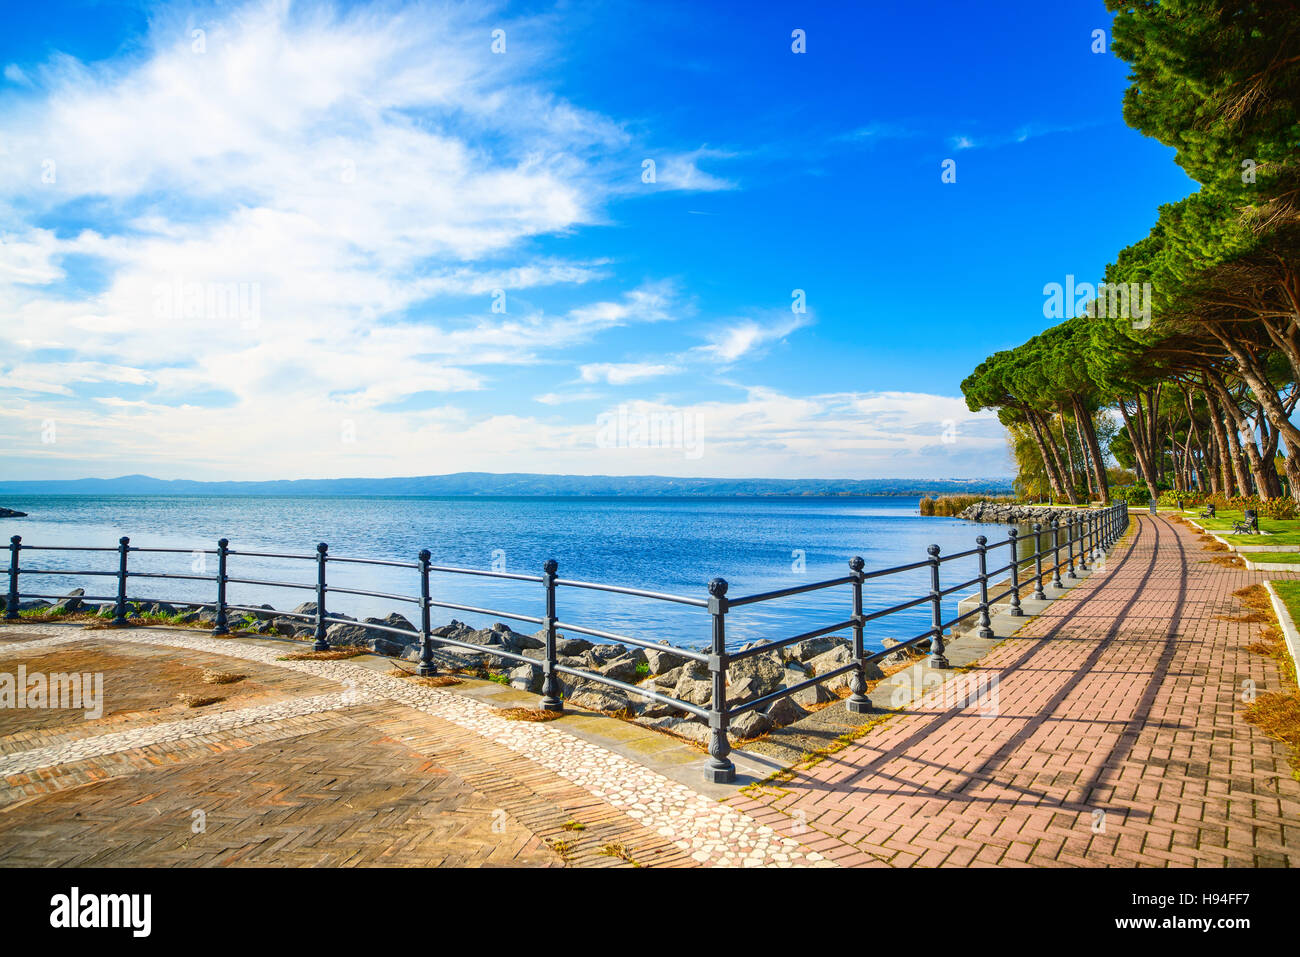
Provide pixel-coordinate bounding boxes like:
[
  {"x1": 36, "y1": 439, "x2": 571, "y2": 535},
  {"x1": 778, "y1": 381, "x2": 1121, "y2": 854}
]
[{"x1": 0, "y1": 473, "x2": 1015, "y2": 498}]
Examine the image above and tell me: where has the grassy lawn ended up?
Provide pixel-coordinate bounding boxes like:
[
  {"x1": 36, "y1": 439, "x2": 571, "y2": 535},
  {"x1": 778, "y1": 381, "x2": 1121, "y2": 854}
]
[
  {"x1": 1195, "y1": 514, "x2": 1300, "y2": 534},
  {"x1": 1248, "y1": 552, "x2": 1300, "y2": 565},
  {"x1": 1220, "y1": 531, "x2": 1300, "y2": 546},
  {"x1": 1272, "y1": 580, "x2": 1300, "y2": 626}
]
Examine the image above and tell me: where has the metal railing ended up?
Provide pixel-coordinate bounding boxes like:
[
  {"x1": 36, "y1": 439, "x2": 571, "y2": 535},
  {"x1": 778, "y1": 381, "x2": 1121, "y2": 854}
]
[{"x1": 2, "y1": 502, "x2": 1129, "y2": 783}]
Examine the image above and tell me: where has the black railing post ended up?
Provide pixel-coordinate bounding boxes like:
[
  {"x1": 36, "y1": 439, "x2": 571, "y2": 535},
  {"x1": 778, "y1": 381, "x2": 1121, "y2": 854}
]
[
  {"x1": 1078, "y1": 513, "x2": 1090, "y2": 572},
  {"x1": 5, "y1": 536, "x2": 20, "y2": 620},
  {"x1": 927, "y1": 545, "x2": 949, "y2": 669},
  {"x1": 112, "y1": 536, "x2": 130, "y2": 625},
  {"x1": 976, "y1": 535, "x2": 994, "y2": 638},
  {"x1": 313, "y1": 542, "x2": 330, "y2": 651},
  {"x1": 212, "y1": 538, "x2": 230, "y2": 635},
  {"x1": 1051, "y1": 518, "x2": 1064, "y2": 589},
  {"x1": 1007, "y1": 527, "x2": 1023, "y2": 617},
  {"x1": 1032, "y1": 523, "x2": 1046, "y2": 601},
  {"x1": 1065, "y1": 515, "x2": 1077, "y2": 579},
  {"x1": 417, "y1": 549, "x2": 436, "y2": 676},
  {"x1": 846, "y1": 556, "x2": 871, "y2": 713},
  {"x1": 540, "y1": 559, "x2": 562, "y2": 711},
  {"x1": 705, "y1": 577, "x2": 735, "y2": 782}
]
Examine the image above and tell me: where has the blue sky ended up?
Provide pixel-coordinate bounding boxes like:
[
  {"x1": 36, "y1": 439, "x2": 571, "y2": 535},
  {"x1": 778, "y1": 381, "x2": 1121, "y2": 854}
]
[{"x1": 0, "y1": 0, "x2": 1195, "y2": 480}]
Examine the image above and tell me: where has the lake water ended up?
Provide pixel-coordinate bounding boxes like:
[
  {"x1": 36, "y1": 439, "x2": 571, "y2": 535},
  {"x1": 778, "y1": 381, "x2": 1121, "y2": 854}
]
[{"x1": 0, "y1": 496, "x2": 1016, "y2": 652}]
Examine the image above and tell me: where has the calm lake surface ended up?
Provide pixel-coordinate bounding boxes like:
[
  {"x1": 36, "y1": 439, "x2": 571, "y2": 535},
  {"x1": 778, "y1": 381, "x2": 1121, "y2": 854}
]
[{"x1": 0, "y1": 496, "x2": 1012, "y2": 652}]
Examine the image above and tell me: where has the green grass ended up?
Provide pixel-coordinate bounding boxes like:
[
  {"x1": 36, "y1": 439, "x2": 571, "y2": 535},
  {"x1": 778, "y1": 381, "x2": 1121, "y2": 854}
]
[
  {"x1": 1247, "y1": 552, "x2": 1300, "y2": 565},
  {"x1": 1271, "y1": 580, "x2": 1300, "y2": 627},
  {"x1": 1221, "y1": 531, "x2": 1300, "y2": 546},
  {"x1": 1196, "y1": 513, "x2": 1300, "y2": 534}
]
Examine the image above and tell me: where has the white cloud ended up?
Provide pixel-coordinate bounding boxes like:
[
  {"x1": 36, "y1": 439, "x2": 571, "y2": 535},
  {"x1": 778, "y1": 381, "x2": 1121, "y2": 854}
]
[
  {"x1": 693, "y1": 312, "x2": 812, "y2": 363},
  {"x1": 579, "y1": 362, "x2": 681, "y2": 385}
]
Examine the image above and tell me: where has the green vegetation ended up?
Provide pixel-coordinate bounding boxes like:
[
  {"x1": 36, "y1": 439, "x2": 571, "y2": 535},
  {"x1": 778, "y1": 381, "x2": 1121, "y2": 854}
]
[
  {"x1": 1246, "y1": 552, "x2": 1300, "y2": 565},
  {"x1": 962, "y1": 3, "x2": 1300, "y2": 505},
  {"x1": 1271, "y1": 580, "x2": 1300, "y2": 630},
  {"x1": 1220, "y1": 532, "x2": 1300, "y2": 546},
  {"x1": 919, "y1": 494, "x2": 1017, "y2": 516}
]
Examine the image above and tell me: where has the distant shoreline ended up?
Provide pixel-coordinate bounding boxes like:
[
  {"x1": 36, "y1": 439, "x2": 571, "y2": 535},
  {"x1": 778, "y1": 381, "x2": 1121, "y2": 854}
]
[{"x1": 0, "y1": 472, "x2": 1016, "y2": 500}]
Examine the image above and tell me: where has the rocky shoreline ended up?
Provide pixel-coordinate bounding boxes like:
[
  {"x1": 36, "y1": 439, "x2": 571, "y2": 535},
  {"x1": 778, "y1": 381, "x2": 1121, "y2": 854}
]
[
  {"x1": 2, "y1": 588, "x2": 921, "y2": 744},
  {"x1": 958, "y1": 501, "x2": 1101, "y2": 525},
  {"x1": 0, "y1": 507, "x2": 27, "y2": 518}
]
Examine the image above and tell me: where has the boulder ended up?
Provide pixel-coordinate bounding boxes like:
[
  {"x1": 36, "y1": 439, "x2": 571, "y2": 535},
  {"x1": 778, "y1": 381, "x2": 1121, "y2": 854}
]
[
  {"x1": 728, "y1": 652, "x2": 784, "y2": 697},
  {"x1": 651, "y1": 665, "x2": 684, "y2": 690},
  {"x1": 569, "y1": 688, "x2": 633, "y2": 714},
  {"x1": 644, "y1": 644, "x2": 689, "y2": 674},
  {"x1": 292, "y1": 601, "x2": 319, "y2": 617},
  {"x1": 787, "y1": 636, "x2": 837, "y2": 662},
  {"x1": 53, "y1": 589, "x2": 85, "y2": 612},
  {"x1": 729, "y1": 709, "x2": 772, "y2": 740},
  {"x1": 790, "y1": 681, "x2": 837, "y2": 708},
  {"x1": 588, "y1": 643, "x2": 628, "y2": 664},
  {"x1": 554, "y1": 636, "x2": 593, "y2": 657},
  {"x1": 765, "y1": 696, "x2": 809, "y2": 727},
  {"x1": 369, "y1": 637, "x2": 406, "y2": 657},
  {"x1": 637, "y1": 715, "x2": 710, "y2": 746},
  {"x1": 672, "y1": 670, "x2": 714, "y2": 708},
  {"x1": 507, "y1": 663, "x2": 542, "y2": 693},
  {"x1": 325, "y1": 621, "x2": 375, "y2": 646},
  {"x1": 596, "y1": 655, "x2": 641, "y2": 684},
  {"x1": 806, "y1": 644, "x2": 884, "y2": 682}
]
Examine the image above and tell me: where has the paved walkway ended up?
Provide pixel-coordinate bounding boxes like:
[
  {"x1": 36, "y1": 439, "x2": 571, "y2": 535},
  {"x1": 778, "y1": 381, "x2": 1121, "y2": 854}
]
[
  {"x1": 729, "y1": 513, "x2": 1300, "y2": 867},
  {"x1": 4, "y1": 513, "x2": 1297, "y2": 867},
  {"x1": 0, "y1": 628, "x2": 828, "y2": 868}
]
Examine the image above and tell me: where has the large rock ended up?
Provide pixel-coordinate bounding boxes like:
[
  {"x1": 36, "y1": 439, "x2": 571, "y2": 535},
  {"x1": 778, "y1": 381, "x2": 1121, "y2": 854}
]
[
  {"x1": 790, "y1": 681, "x2": 837, "y2": 708},
  {"x1": 728, "y1": 652, "x2": 784, "y2": 698},
  {"x1": 637, "y1": 715, "x2": 710, "y2": 746},
  {"x1": 672, "y1": 659, "x2": 715, "y2": 707},
  {"x1": 554, "y1": 636, "x2": 593, "y2": 657},
  {"x1": 54, "y1": 589, "x2": 85, "y2": 612},
  {"x1": 569, "y1": 688, "x2": 633, "y2": 714},
  {"x1": 765, "y1": 696, "x2": 809, "y2": 727},
  {"x1": 787, "y1": 636, "x2": 837, "y2": 662},
  {"x1": 369, "y1": 637, "x2": 407, "y2": 657},
  {"x1": 507, "y1": 663, "x2": 542, "y2": 693},
  {"x1": 729, "y1": 709, "x2": 772, "y2": 740},
  {"x1": 644, "y1": 643, "x2": 689, "y2": 674},
  {"x1": 596, "y1": 655, "x2": 641, "y2": 684}
]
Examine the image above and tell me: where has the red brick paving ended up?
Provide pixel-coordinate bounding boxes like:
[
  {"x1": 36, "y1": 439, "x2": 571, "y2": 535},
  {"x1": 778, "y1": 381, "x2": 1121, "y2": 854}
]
[{"x1": 728, "y1": 513, "x2": 1300, "y2": 867}]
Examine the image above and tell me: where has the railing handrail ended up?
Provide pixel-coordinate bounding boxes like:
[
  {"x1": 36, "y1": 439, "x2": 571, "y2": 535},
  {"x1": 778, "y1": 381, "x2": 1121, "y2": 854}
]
[{"x1": 1, "y1": 501, "x2": 1129, "y2": 784}]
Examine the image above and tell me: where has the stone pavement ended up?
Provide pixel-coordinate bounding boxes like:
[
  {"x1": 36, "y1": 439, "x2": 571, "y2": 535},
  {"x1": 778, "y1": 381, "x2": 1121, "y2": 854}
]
[
  {"x1": 0, "y1": 626, "x2": 830, "y2": 868},
  {"x1": 728, "y1": 513, "x2": 1300, "y2": 867}
]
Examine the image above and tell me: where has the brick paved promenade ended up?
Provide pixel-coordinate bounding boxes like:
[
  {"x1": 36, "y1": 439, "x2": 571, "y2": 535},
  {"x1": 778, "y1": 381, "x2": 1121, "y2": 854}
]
[
  {"x1": 729, "y1": 513, "x2": 1300, "y2": 867},
  {"x1": 0, "y1": 626, "x2": 828, "y2": 867},
  {"x1": 2, "y1": 512, "x2": 1296, "y2": 867}
]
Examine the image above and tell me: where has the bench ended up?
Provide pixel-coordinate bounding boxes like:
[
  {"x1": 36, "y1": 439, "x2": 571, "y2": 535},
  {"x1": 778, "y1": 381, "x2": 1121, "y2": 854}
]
[{"x1": 1232, "y1": 509, "x2": 1259, "y2": 535}]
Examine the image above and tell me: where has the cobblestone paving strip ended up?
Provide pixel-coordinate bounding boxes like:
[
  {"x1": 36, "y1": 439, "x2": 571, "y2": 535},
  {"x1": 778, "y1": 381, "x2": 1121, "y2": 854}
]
[
  {"x1": 0, "y1": 627, "x2": 830, "y2": 867},
  {"x1": 0, "y1": 691, "x2": 368, "y2": 776}
]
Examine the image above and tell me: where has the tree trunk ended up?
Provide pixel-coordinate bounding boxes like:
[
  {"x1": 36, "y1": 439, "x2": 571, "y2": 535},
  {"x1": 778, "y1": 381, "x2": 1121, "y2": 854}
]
[
  {"x1": 1037, "y1": 410, "x2": 1077, "y2": 504},
  {"x1": 1024, "y1": 409, "x2": 1067, "y2": 501},
  {"x1": 1211, "y1": 328, "x2": 1300, "y2": 502},
  {"x1": 1058, "y1": 402, "x2": 1083, "y2": 503},
  {"x1": 1073, "y1": 396, "x2": 1110, "y2": 503},
  {"x1": 1119, "y1": 396, "x2": 1160, "y2": 503}
]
